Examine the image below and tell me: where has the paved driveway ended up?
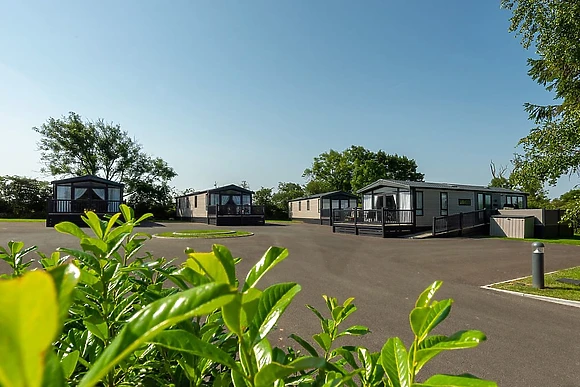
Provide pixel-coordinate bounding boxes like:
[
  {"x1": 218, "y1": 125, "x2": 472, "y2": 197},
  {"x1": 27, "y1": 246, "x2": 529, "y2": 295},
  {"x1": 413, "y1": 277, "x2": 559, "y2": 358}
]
[{"x1": 1, "y1": 221, "x2": 579, "y2": 386}]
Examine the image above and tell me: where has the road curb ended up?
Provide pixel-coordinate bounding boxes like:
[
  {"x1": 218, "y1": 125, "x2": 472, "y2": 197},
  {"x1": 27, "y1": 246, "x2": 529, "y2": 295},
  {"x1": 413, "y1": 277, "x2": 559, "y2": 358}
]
[{"x1": 481, "y1": 284, "x2": 580, "y2": 309}]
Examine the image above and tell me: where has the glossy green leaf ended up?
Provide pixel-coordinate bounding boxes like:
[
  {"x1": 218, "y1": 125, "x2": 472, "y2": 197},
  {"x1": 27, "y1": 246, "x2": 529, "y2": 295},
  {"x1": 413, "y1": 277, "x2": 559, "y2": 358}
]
[
  {"x1": 416, "y1": 374, "x2": 497, "y2": 386},
  {"x1": 212, "y1": 244, "x2": 237, "y2": 286},
  {"x1": 54, "y1": 222, "x2": 88, "y2": 240},
  {"x1": 415, "y1": 281, "x2": 443, "y2": 308},
  {"x1": 186, "y1": 251, "x2": 229, "y2": 284},
  {"x1": 240, "y1": 287, "x2": 262, "y2": 329},
  {"x1": 410, "y1": 300, "x2": 453, "y2": 341},
  {"x1": 306, "y1": 304, "x2": 326, "y2": 322},
  {"x1": 313, "y1": 332, "x2": 332, "y2": 352},
  {"x1": 47, "y1": 264, "x2": 81, "y2": 328},
  {"x1": 82, "y1": 211, "x2": 105, "y2": 239},
  {"x1": 42, "y1": 349, "x2": 66, "y2": 387},
  {"x1": 222, "y1": 294, "x2": 243, "y2": 335},
  {"x1": 84, "y1": 320, "x2": 109, "y2": 343},
  {"x1": 80, "y1": 238, "x2": 109, "y2": 257},
  {"x1": 289, "y1": 334, "x2": 319, "y2": 357},
  {"x1": 151, "y1": 329, "x2": 242, "y2": 373},
  {"x1": 242, "y1": 246, "x2": 289, "y2": 291},
  {"x1": 135, "y1": 212, "x2": 154, "y2": 224},
  {"x1": 380, "y1": 337, "x2": 411, "y2": 387},
  {"x1": 0, "y1": 271, "x2": 59, "y2": 387},
  {"x1": 78, "y1": 282, "x2": 236, "y2": 387},
  {"x1": 414, "y1": 331, "x2": 487, "y2": 375},
  {"x1": 253, "y1": 283, "x2": 301, "y2": 342},
  {"x1": 103, "y1": 213, "x2": 121, "y2": 239},
  {"x1": 58, "y1": 248, "x2": 101, "y2": 272},
  {"x1": 254, "y1": 357, "x2": 326, "y2": 387},
  {"x1": 254, "y1": 338, "x2": 273, "y2": 371},
  {"x1": 337, "y1": 325, "x2": 370, "y2": 338},
  {"x1": 61, "y1": 350, "x2": 80, "y2": 379},
  {"x1": 231, "y1": 367, "x2": 249, "y2": 387},
  {"x1": 119, "y1": 204, "x2": 133, "y2": 222}
]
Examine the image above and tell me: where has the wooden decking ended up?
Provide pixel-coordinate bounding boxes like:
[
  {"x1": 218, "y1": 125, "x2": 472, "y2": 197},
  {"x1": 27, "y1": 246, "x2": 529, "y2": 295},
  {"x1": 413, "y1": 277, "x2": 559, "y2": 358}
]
[{"x1": 332, "y1": 208, "x2": 416, "y2": 238}]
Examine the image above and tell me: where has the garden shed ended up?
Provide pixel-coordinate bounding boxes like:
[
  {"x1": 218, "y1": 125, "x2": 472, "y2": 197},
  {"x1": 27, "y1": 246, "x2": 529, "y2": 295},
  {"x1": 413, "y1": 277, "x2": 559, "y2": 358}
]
[{"x1": 46, "y1": 175, "x2": 124, "y2": 227}]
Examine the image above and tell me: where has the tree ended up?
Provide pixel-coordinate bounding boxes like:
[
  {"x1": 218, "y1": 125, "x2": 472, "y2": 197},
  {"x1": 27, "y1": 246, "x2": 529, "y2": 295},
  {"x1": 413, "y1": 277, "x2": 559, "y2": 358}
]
[
  {"x1": 303, "y1": 146, "x2": 423, "y2": 193},
  {"x1": 253, "y1": 187, "x2": 275, "y2": 218},
  {"x1": 0, "y1": 176, "x2": 52, "y2": 218},
  {"x1": 489, "y1": 161, "x2": 511, "y2": 189},
  {"x1": 304, "y1": 180, "x2": 332, "y2": 195},
  {"x1": 240, "y1": 180, "x2": 250, "y2": 189},
  {"x1": 503, "y1": 1, "x2": 580, "y2": 212},
  {"x1": 272, "y1": 182, "x2": 304, "y2": 219},
  {"x1": 33, "y1": 112, "x2": 177, "y2": 215}
]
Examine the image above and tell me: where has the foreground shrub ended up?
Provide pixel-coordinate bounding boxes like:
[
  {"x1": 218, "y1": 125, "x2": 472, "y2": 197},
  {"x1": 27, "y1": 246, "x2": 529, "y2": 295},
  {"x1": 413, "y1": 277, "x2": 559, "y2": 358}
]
[{"x1": 0, "y1": 205, "x2": 497, "y2": 386}]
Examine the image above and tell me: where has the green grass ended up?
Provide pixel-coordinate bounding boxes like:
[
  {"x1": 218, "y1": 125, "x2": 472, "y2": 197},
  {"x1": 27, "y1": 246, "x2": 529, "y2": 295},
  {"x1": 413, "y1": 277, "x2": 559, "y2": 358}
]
[
  {"x1": 492, "y1": 266, "x2": 580, "y2": 301},
  {"x1": 153, "y1": 229, "x2": 253, "y2": 239},
  {"x1": 0, "y1": 218, "x2": 45, "y2": 223},
  {"x1": 494, "y1": 235, "x2": 580, "y2": 246}
]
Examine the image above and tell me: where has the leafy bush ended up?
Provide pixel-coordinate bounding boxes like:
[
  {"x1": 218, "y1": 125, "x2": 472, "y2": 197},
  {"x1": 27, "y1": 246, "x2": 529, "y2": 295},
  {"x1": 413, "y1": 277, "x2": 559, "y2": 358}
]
[{"x1": 0, "y1": 205, "x2": 497, "y2": 386}]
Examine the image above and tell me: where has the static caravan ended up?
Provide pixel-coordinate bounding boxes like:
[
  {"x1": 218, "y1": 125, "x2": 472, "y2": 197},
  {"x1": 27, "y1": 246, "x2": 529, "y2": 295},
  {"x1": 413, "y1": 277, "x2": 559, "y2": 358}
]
[
  {"x1": 357, "y1": 179, "x2": 528, "y2": 228},
  {"x1": 288, "y1": 191, "x2": 358, "y2": 225},
  {"x1": 176, "y1": 184, "x2": 265, "y2": 226},
  {"x1": 46, "y1": 175, "x2": 124, "y2": 227}
]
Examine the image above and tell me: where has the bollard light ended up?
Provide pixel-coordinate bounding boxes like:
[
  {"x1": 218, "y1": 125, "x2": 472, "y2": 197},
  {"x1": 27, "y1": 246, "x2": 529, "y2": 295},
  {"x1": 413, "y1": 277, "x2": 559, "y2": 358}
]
[
  {"x1": 532, "y1": 241, "x2": 544, "y2": 254},
  {"x1": 532, "y1": 242, "x2": 545, "y2": 289}
]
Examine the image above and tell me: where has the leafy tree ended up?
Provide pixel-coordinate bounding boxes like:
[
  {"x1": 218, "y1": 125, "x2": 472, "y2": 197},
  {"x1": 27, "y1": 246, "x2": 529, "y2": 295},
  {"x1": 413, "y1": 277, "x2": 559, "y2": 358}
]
[
  {"x1": 272, "y1": 182, "x2": 304, "y2": 214},
  {"x1": 304, "y1": 180, "x2": 332, "y2": 195},
  {"x1": 303, "y1": 146, "x2": 423, "y2": 193},
  {"x1": 33, "y1": 112, "x2": 177, "y2": 216},
  {"x1": 240, "y1": 180, "x2": 250, "y2": 189},
  {"x1": 503, "y1": 1, "x2": 580, "y2": 211},
  {"x1": 253, "y1": 187, "x2": 276, "y2": 218},
  {"x1": 0, "y1": 176, "x2": 52, "y2": 218}
]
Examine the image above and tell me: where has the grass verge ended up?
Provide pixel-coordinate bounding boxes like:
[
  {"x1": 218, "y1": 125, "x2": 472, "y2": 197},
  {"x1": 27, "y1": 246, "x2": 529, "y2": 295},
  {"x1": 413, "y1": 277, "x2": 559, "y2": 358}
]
[
  {"x1": 265, "y1": 219, "x2": 302, "y2": 224},
  {"x1": 492, "y1": 266, "x2": 580, "y2": 301},
  {"x1": 153, "y1": 229, "x2": 253, "y2": 239},
  {"x1": 493, "y1": 235, "x2": 580, "y2": 246},
  {"x1": 0, "y1": 218, "x2": 45, "y2": 223}
]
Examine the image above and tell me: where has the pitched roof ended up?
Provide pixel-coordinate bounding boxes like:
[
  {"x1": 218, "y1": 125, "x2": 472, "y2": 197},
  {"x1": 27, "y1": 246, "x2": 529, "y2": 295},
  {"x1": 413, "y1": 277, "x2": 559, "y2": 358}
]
[
  {"x1": 289, "y1": 190, "x2": 358, "y2": 202},
  {"x1": 175, "y1": 184, "x2": 253, "y2": 198},
  {"x1": 51, "y1": 174, "x2": 124, "y2": 187},
  {"x1": 357, "y1": 179, "x2": 526, "y2": 195}
]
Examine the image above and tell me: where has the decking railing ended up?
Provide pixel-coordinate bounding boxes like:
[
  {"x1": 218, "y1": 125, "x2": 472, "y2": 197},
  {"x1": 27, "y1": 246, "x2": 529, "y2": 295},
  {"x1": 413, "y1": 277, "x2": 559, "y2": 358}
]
[
  {"x1": 47, "y1": 199, "x2": 123, "y2": 214},
  {"x1": 432, "y1": 209, "x2": 490, "y2": 236},
  {"x1": 207, "y1": 204, "x2": 265, "y2": 217},
  {"x1": 332, "y1": 208, "x2": 415, "y2": 226}
]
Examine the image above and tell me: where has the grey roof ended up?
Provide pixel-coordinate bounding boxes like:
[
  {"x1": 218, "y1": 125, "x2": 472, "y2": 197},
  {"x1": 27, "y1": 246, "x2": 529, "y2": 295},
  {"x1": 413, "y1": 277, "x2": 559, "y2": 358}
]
[
  {"x1": 51, "y1": 174, "x2": 124, "y2": 187},
  {"x1": 289, "y1": 190, "x2": 358, "y2": 202},
  {"x1": 357, "y1": 179, "x2": 527, "y2": 195},
  {"x1": 175, "y1": 184, "x2": 253, "y2": 198}
]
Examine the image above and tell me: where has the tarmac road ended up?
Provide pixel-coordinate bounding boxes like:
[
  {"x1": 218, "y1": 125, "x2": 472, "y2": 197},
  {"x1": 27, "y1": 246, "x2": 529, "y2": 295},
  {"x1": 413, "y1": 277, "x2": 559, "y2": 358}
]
[{"x1": 1, "y1": 221, "x2": 579, "y2": 386}]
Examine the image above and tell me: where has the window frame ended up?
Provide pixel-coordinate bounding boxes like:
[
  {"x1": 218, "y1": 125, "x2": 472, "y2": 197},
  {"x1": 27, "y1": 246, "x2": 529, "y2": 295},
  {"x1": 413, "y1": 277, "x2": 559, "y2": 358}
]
[
  {"x1": 298, "y1": 201, "x2": 301, "y2": 211},
  {"x1": 458, "y1": 198, "x2": 471, "y2": 206},
  {"x1": 440, "y1": 192, "x2": 448, "y2": 216},
  {"x1": 415, "y1": 191, "x2": 424, "y2": 216},
  {"x1": 307, "y1": 200, "x2": 310, "y2": 211},
  {"x1": 194, "y1": 196, "x2": 198, "y2": 208}
]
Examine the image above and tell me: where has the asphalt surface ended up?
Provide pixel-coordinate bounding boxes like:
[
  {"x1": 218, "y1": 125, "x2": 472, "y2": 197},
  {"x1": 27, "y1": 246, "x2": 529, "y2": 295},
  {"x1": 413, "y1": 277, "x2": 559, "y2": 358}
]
[{"x1": 1, "y1": 221, "x2": 580, "y2": 386}]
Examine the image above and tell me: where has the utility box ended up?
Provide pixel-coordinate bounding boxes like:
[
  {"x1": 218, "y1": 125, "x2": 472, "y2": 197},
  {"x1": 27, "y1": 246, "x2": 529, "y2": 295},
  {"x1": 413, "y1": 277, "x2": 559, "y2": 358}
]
[{"x1": 490, "y1": 215, "x2": 535, "y2": 239}]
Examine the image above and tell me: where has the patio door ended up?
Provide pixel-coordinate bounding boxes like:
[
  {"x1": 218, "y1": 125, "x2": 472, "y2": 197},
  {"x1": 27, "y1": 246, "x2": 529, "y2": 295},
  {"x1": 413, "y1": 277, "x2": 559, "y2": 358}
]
[{"x1": 477, "y1": 193, "x2": 492, "y2": 223}]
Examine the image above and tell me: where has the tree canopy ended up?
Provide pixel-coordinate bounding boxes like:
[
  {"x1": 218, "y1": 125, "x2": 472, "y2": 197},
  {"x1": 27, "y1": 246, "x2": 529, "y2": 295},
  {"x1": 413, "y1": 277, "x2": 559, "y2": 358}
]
[
  {"x1": 33, "y1": 112, "x2": 177, "y2": 211},
  {"x1": 503, "y1": 1, "x2": 580, "y2": 191},
  {"x1": 303, "y1": 146, "x2": 423, "y2": 193},
  {"x1": 0, "y1": 176, "x2": 52, "y2": 218}
]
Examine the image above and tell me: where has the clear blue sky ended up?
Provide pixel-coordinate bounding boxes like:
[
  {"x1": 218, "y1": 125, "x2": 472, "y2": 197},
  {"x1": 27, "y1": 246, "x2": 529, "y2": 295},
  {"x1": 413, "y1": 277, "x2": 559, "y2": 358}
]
[{"x1": 0, "y1": 0, "x2": 573, "y2": 197}]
